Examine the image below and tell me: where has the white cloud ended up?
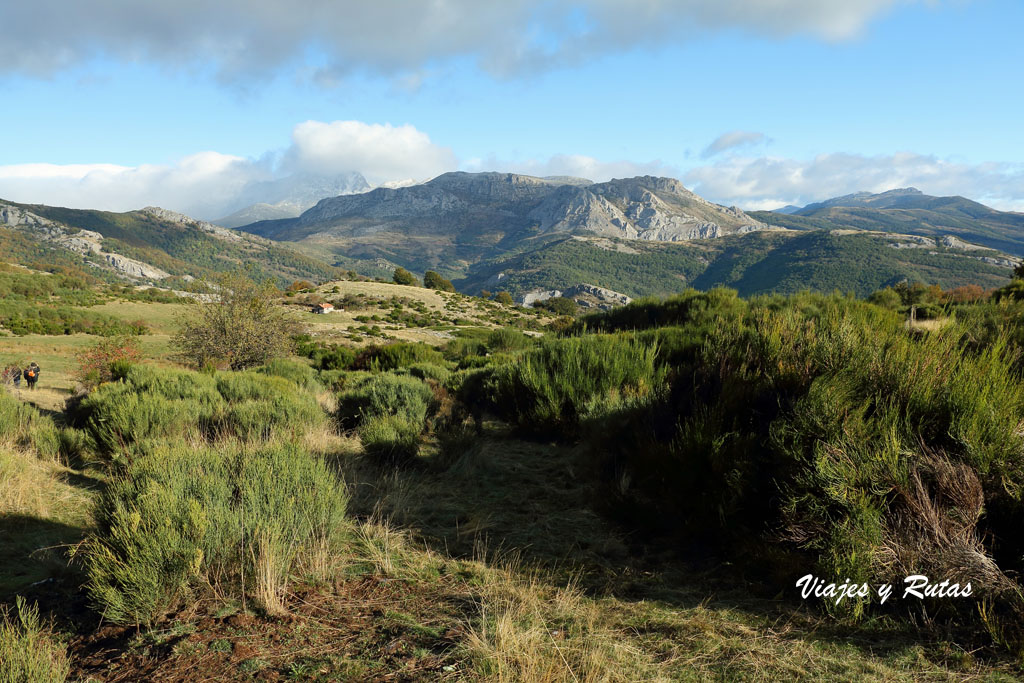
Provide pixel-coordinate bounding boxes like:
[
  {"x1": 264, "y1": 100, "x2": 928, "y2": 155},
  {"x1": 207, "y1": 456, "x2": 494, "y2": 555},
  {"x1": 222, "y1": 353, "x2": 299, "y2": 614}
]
[
  {"x1": 0, "y1": 1, "x2": 926, "y2": 82},
  {"x1": 284, "y1": 120, "x2": 455, "y2": 184},
  {"x1": 685, "y1": 152, "x2": 1024, "y2": 211},
  {"x1": 0, "y1": 120, "x2": 455, "y2": 218},
  {"x1": 462, "y1": 153, "x2": 676, "y2": 182},
  {"x1": 702, "y1": 131, "x2": 766, "y2": 159},
  {"x1": 0, "y1": 153, "x2": 259, "y2": 217},
  {"x1": 6, "y1": 125, "x2": 1024, "y2": 221}
]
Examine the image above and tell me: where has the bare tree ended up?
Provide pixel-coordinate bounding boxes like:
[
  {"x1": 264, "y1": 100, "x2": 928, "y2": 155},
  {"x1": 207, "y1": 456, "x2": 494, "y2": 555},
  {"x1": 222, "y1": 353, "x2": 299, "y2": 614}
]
[{"x1": 173, "y1": 273, "x2": 303, "y2": 370}]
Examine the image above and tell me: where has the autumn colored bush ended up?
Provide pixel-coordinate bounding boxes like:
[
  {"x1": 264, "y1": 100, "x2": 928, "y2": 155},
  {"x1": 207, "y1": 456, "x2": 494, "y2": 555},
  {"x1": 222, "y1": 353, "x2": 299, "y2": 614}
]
[{"x1": 74, "y1": 335, "x2": 142, "y2": 390}]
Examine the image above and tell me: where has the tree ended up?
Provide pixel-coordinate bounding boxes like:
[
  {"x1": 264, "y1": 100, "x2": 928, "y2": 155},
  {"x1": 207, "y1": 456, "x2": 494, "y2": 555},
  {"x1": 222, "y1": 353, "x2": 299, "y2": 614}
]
[
  {"x1": 423, "y1": 270, "x2": 456, "y2": 292},
  {"x1": 393, "y1": 267, "x2": 418, "y2": 287},
  {"x1": 173, "y1": 273, "x2": 303, "y2": 370},
  {"x1": 867, "y1": 287, "x2": 901, "y2": 310},
  {"x1": 479, "y1": 289, "x2": 492, "y2": 300},
  {"x1": 534, "y1": 296, "x2": 578, "y2": 317},
  {"x1": 494, "y1": 291, "x2": 515, "y2": 306}
]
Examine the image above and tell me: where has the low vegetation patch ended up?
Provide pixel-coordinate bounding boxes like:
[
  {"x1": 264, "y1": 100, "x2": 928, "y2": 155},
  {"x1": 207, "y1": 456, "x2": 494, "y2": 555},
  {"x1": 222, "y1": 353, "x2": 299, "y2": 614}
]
[
  {"x1": 483, "y1": 333, "x2": 663, "y2": 439},
  {"x1": 68, "y1": 363, "x2": 324, "y2": 462},
  {"x1": 83, "y1": 441, "x2": 349, "y2": 624},
  {"x1": 0, "y1": 597, "x2": 70, "y2": 683}
]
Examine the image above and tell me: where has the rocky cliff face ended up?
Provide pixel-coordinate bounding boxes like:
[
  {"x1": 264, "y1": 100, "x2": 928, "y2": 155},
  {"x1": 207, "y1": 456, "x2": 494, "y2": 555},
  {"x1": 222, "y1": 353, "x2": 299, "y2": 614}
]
[
  {"x1": 1, "y1": 202, "x2": 171, "y2": 280},
  {"x1": 241, "y1": 172, "x2": 765, "y2": 246},
  {"x1": 527, "y1": 176, "x2": 763, "y2": 241},
  {"x1": 521, "y1": 283, "x2": 633, "y2": 310},
  {"x1": 141, "y1": 206, "x2": 245, "y2": 243}
]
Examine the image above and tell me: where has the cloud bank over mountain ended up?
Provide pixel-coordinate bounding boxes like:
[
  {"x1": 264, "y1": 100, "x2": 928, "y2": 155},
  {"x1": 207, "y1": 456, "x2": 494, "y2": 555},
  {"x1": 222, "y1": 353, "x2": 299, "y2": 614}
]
[
  {"x1": 0, "y1": 120, "x2": 454, "y2": 219},
  {"x1": 0, "y1": 1, "x2": 924, "y2": 82},
  {"x1": 686, "y1": 152, "x2": 1024, "y2": 212},
  {"x1": 2, "y1": 120, "x2": 1023, "y2": 218}
]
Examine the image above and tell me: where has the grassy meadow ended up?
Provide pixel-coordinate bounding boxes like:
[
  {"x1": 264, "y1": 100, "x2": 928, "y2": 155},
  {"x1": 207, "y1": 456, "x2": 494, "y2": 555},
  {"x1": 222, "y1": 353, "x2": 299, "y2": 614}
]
[{"x1": 3, "y1": 272, "x2": 1024, "y2": 681}]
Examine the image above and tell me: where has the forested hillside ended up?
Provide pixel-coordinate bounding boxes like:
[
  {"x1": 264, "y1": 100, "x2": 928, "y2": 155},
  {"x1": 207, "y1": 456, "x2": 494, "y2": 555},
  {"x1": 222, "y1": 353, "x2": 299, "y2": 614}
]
[{"x1": 459, "y1": 230, "x2": 1015, "y2": 299}]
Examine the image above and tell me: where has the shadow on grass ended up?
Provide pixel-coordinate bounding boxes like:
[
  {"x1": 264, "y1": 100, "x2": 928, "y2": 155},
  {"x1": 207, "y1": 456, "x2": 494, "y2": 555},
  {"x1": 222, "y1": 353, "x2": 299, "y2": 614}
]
[
  {"x1": 331, "y1": 424, "x2": 1011, "y2": 668},
  {"x1": 0, "y1": 514, "x2": 86, "y2": 599},
  {"x1": 56, "y1": 469, "x2": 104, "y2": 493}
]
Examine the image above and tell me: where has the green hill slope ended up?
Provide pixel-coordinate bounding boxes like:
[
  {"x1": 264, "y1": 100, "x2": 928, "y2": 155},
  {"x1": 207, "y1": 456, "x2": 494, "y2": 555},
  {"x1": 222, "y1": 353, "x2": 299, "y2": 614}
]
[
  {"x1": 1, "y1": 200, "x2": 343, "y2": 287},
  {"x1": 751, "y1": 189, "x2": 1024, "y2": 256},
  {"x1": 458, "y1": 230, "x2": 1015, "y2": 299}
]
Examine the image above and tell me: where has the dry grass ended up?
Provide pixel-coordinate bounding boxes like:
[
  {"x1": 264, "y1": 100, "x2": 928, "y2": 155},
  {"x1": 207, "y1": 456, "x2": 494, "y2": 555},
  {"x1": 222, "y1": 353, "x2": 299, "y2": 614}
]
[
  {"x1": 296, "y1": 279, "x2": 550, "y2": 347},
  {"x1": 87, "y1": 301, "x2": 187, "y2": 335},
  {"x1": 252, "y1": 534, "x2": 289, "y2": 617},
  {"x1": 0, "y1": 446, "x2": 95, "y2": 594},
  {"x1": 465, "y1": 566, "x2": 660, "y2": 683},
  {"x1": 317, "y1": 280, "x2": 451, "y2": 308},
  {"x1": 905, "y1": 317, "x2": 951, "y2": 332},
  {"x1": 330, "y1": 426, "x2": 1024, "y2": 682},
  {"x1": 0, "y1": 447, "x2": 92, "y2": 528}
]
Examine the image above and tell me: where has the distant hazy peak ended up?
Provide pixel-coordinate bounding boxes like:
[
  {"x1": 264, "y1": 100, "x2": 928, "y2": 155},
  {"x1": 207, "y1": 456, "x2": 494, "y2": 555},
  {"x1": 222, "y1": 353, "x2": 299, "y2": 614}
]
[{"x1": 801, "y1": 187, "x2": 931, "y2": 212}]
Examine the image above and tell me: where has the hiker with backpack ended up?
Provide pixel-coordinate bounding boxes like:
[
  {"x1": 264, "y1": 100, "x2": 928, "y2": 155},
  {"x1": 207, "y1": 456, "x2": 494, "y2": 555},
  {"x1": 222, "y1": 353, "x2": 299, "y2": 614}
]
[{"x1": 23, "y1": 362, "x2": 40, "y2": 390}]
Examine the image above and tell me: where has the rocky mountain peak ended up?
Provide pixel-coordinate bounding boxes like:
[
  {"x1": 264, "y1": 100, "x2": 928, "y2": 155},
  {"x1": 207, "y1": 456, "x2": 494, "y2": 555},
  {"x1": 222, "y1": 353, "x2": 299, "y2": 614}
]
[{"x1": 237, "y1": 171, "x2": 768, "y2": 255}]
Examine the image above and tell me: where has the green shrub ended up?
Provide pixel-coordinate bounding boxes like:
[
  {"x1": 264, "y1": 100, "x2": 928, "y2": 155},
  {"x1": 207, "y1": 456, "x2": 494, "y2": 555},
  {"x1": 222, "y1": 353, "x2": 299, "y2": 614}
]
[
  {"x1": 76, "y1": 386, "x2": 213, "y2": 460},
  {"x1": 444, "y1": 337, "x2": 487, "y2": 363},
  {"x1": 0, "y1": 597, "x2": 70, "y2": 683},
  {"x1": 295, "y1": 336, "x2": 357, "y2": 371},
  {"x1": 423, "y1": 270, "x2": 455, "y2": 292},
  {"x1": 532, "y1": 296, "x2": 579, "y2": 317},
  {"x1": 486, "y1": 334, "x2": 664, "y2": 438},
  {"x1": 408, "y1": 362, "x2": 450, "y2": 383},
  {"x1": 84, "y1": 442, "x2": 348, "y2": 624},
  {"x1": 485, "y1": 328, "x2": 533, "y2": 353},
  {"x1": 214, "y1": 372, "x2": 325, "y2": 439},
  {"x1": 359, "y1": 415, "x2": 422, "y2": 461},
  {"x1": 317, "y1": 369, "x2": 374, "y2": 393},
  {"x1": 70, "y1": 365, "x2": 325, "y2": 461},
  {"x1": 604, "y1": 297, "x2": 1024, "y2": 622},
  {"x1": 353, "y1": 342, "x2": 445, "y2": 372},
  {"x1": 393, "y1": 267, "x2": 418, "y2": 286},
  {"x1": 336, "y1": 373, "x2": 434, "y2": 431},
  {"x1": 575, "y1": 287, "x2": 746, "y2": 334},
  {"x1": 257, "y1": 358, "x2": 320, "y2": 391},
  {"x1": 117, "y1": 364, "x2": 222, "y2": 405}
]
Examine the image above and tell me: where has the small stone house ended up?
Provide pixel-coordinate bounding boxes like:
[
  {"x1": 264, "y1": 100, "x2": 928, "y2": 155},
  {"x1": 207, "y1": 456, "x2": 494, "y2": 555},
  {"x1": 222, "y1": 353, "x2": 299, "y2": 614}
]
[{"x1": 312, "y1": 303, "x2": 336, "y2": 314}]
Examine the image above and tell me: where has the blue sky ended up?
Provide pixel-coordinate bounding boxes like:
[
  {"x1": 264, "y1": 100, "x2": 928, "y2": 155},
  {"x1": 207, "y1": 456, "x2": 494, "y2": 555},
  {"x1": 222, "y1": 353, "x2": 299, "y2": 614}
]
[{"x1": 1, "y1": 0, "x2": 1022, "y2": 218}]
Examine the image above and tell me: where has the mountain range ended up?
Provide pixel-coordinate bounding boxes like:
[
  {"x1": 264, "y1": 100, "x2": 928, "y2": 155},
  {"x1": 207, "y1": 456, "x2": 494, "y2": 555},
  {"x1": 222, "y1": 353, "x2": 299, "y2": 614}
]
[
  {"x1": 752, "y1": 187, "x2": 1024, "y2": 256},
  {"x1": 1, "y1": 175, "x2": 1021, "y2": 303},
  {"x1": 236, "y1": 172, "x2": 768, "y2": 277}
]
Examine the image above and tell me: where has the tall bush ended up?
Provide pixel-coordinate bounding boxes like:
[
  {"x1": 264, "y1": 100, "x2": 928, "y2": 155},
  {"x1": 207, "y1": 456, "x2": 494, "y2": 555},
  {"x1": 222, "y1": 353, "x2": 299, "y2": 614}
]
[
  {"x1": 84, "y1": 442, "x2": 348, "y2": 624},
  {"x1": 485, "y1": 334, "x2": 663, "y2": 439},
  {"x1": 605, "y1": 298, "x2": 1024, "y2": 622}
]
